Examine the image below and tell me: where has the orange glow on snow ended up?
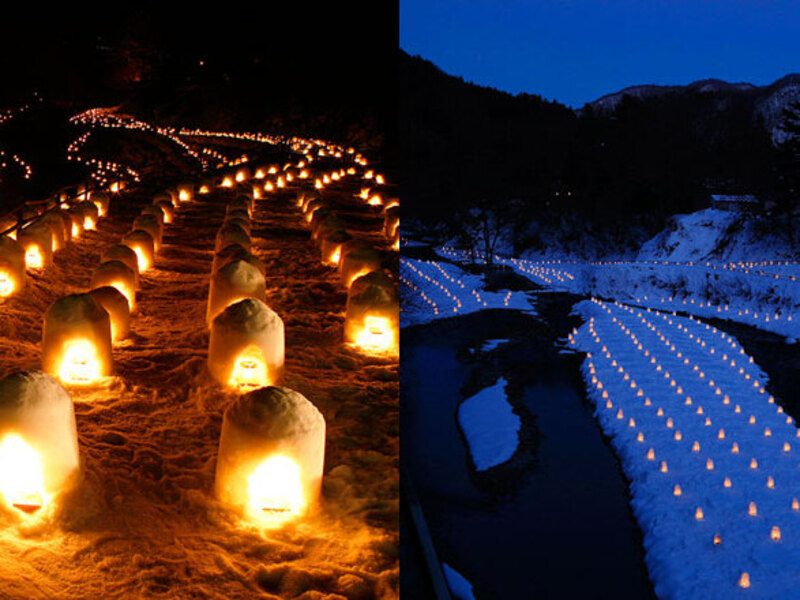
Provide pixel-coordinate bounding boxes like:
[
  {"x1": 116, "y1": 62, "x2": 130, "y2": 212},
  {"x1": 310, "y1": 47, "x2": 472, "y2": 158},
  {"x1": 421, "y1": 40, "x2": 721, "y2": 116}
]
[
  {"x1": 25, "y1": 245, "x2": 43, "y2": 269},
  {"x1": 355, "y1": 316, "x2": 394, "y2": 352},
  {"x1": 0, "y1": 271, "x2": 14, "y2": 297},
  {"x1": 228, "y1": 346, "x2": 269, "y2": 392},
  {"x1": 247, "y1": 455, "x2": 304, "y2": 521},
  {"x1": 58, "y1": 339, "x2": 102, "y2": 385},
  {"x1": 0, "y1": 434, "x2": 46, "y2": 513}
]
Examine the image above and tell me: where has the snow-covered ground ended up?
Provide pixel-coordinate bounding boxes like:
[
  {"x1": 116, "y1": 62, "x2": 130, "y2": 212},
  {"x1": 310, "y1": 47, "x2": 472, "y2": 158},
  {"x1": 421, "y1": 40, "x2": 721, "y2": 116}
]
[
  {"x1": 438, "y1": 244, "x2": 800, "y2": 340},
  {"x1": 570, "y1": 297, "x2": 800, "y2": 599},
  {"x1": 457, "y1": 377, "x2": 520, "y2": 472},
  {"x1": 442, "y1": 563, "x2": 476, "y2": 600},
  {"x1": 400, "y1": 257, "x2": 533, "y2": 327}
]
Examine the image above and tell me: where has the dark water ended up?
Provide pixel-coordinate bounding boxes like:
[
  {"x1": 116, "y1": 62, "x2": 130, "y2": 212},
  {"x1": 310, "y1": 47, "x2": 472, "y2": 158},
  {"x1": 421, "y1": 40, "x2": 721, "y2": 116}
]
[{"x1": 401, "y1": 295, "x2": 655, "y2": 600}]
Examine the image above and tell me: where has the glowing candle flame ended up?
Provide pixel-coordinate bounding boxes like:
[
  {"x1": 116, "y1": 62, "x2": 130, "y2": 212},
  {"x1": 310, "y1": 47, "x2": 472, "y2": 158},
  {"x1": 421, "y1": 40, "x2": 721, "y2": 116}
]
[
  {"x1": 247, "y1": 455, "x2": 304, "y2": 517},
  {"x1": 330, "y1": 247, "x2": 341, "y2": 265},
  {"x1": 72, "y1": 223, "x2": 80, "y2": 238},
  {"x1": 0, "y1": 271, "x2": 14, "y2": 297},
  {"x1": 58, "y1": 339, "x2": 102, "y2": 385},
  {"x1": 25, "y1": 245, "x2": 43, "y2": 269},
  {"x1": 221, "y1": 177, "x2": 233, "y2": 188},
  {"x1": 739, "y1": 573, "x2": 750, "y2": 588},
  {"x1": 355, "y1": 316, "x2": 394, "y2": 352},
  {"x1": 179, "y1": 189, "x2": 190, "y2": 202},
  {"x1": 130, "y1": 245, "x2": 150, "y2": 272},
  {"x1": 199, "y1": 185, "x2": 210, "y2": 194},
  {"x1": 84, "y1": 216, "x2": 96, "y2": 231},
  {"x1": 0, "y1": 434, "x2": 45, "y2": 513},
  {"x1": 228, "y1": 345, "x2": 268, "y2": 392},
  {"x1": 109, "y1": 280, "x2": 135, "y2": 311}
]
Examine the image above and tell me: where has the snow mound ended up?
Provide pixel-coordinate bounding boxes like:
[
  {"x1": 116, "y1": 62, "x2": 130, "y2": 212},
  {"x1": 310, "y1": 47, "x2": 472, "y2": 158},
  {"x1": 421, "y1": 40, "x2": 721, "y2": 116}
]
[
  {"x1": 443, "y1": 563, "x2": 476, "y2": 600},
  {"x1": 457, "y1": 377, "x2": 520, "y2": 471}
]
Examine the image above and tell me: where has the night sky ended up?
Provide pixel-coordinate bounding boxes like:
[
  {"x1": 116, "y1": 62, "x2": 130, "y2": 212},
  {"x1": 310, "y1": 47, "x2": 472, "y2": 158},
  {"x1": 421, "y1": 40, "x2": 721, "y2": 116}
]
[{"x1": 401, "y1": 0, "x2": 800, "y2": 107}]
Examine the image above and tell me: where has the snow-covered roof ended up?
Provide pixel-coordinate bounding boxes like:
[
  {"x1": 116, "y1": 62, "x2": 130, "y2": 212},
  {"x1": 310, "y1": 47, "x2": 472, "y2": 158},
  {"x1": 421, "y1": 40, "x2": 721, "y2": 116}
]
[{"x1": 710, "y1": 194, "x2": 759, "y2": 203}]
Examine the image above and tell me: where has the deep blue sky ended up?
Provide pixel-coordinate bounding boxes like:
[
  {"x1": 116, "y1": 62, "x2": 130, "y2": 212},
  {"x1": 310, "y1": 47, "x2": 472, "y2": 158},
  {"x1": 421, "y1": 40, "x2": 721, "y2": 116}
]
[{"x1": 400, "y1": 0, "x2": 800, "y2": 107}]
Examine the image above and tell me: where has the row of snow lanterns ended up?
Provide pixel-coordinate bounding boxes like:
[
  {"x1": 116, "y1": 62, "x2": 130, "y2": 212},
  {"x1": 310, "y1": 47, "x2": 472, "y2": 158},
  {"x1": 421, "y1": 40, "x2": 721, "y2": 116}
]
[
  {"x1": 0, "y1": 191, "x2": 113, "y2": 298},
  {"x1": 577, "y1": 297, "x2": 798, "y2": 591},
  {"x1": 297, "y1": 185, "x2": 400, "y2": 354},
  {"x1": 0, "y1": 179, "x2": 319, "y2": 527},
  {"x1": 40, "y1": 183, "x2": 192, "y2": 387},
  {"x1": 204, "y1": 187, "x2": 323, "y2": 522}
]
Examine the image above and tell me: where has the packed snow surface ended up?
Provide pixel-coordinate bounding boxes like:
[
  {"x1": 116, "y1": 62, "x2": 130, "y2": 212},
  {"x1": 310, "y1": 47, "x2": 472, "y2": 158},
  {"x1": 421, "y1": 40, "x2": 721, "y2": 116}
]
[
  {"x1": 442, "y1": 563, "x2": 476, "y2": 600},
  {"x1": 400, "y1": 256, "x2": 532, "y2": 327},
  {"x1": 457, "y1": 378, "x2": 520, "y2": 472},
  {"x1": 569, "y1": 297, "x2": 800, "y2": 599},
  {"x1": 0, "y1": 178, "x2": 398, "y2": 598},
  {"x1": 438, "y1": 244, "x2": 800, "y2": 341}
]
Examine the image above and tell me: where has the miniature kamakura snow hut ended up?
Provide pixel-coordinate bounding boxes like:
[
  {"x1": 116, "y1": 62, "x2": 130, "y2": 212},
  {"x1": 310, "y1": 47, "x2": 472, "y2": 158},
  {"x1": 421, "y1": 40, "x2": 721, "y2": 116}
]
[
  {"x1": 344, "y1": 271, "x2": 399, "y2": 353},
  {"x1": 122, "y1": 230, "x2": 156, "y2": 272},
  {"x1": 339, "y1": 243, "x2": 383, "y2": 288},
  {"x1": 91, "y1": 260, "x2": 137, "y2": 311},
  {"x1": 17, "y1": 220, "x2": 54, "y2": 269},
  {"x1": 214, "y1": 386, "x2": 325, "y2": 525},
  {"x1": 0, "y1": 236, "x2": 25, "y2": 297},
  {"x1": 89, "y1": 286, "x2": 130, "y2": 343},
  {"x1": 208, "y1": 298, "x2": 285, "y2": 391},
  {"x1": 132, "y1": 214, "x2": 163, "y2": 251},
  {"x1": 0, "y1": 371, "x2": 80, "y2": 515},
  {"x1": 207, "y1": 259, "x2": 266, "y2": 324},
  {"x1": 42, "y1": 294, "x2": 113, "y2": 385},
  {"x1": 215, "y1": 223, "x2": 251, "y2": 253}
]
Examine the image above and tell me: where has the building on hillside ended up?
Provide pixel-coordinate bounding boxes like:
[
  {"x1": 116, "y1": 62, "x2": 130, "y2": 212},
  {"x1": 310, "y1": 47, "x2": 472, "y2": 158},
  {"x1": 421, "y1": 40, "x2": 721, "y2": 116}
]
[{"x1": 710, "y1": 194, "x2": 761, "y2": 213}]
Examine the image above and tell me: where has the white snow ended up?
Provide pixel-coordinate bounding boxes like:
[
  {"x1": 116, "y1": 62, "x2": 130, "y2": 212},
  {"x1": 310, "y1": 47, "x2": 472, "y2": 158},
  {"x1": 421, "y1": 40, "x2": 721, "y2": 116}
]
[
  {"x1": 568, "y1": 298, "x2": 800, "y2": 599},
  {"x1": 442, "y1": 563, "x2": 476, "y2": 600},
  {"x1": 481, "y1": 339, "x2": 508, "y2": 352},
  {"x1": 457, "y1": 378, "x2": 520, "y2": 472},
  {"x1": 400, "y1": 256, "x2": 533, "y2": 327}
]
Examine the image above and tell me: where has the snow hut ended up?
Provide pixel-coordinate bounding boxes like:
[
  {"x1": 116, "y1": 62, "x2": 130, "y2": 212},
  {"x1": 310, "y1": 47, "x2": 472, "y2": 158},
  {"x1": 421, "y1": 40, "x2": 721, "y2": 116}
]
[
  {"x1": 320, "y1": 230, "x2": 352, "y2": 266},
  {"x1": 132, "y1": 214, "x2": 163, "y2": 251},
  {"x1": 42, "y1": 294, "x2": 112, "y2": 386},
  {"x1": 0, "y1": 236, "x2": 25, "y2": 297},
  {"x1": 214, "y1": 386, "x2": 325, "y2": 524},
  {"x1": 207, "y1": 259, "x2": 266, "y2": 324},
  {"x1": 102, "y1": 244, "x2": 141, "y2": 281},
  {"x1": 91, "y1": 261, "x2": 137, "y2": 311},
  {"x1": 177, "y1": 183, "x2": 194, "y2": 203},
  {"x1": 216, "y1": 223, "x2": 251, "y2": 253},
  {"x1": 17, "y1": 221, "x2": 54, "y2": 269},
  {"x1": 90, "y1": 191, "x2": 111, "y2": 217},
  {"x1": 0, "y1": 371, "x2": 80, "y2": 515},
  {"x1": 339, "y1": 244, "x2": 383, "y2": 288},
  {"x1": 208, "y1": 298, "x2": 284, "y2": 391},
  {"x1": 89, "y1": 286, "x2": 130, "y2": 343},
  {"x1": 122, "y1": 230, "x2": 156, "y2": 272},
  {"x1": 344, "y1": 271, "x2": 399, "y2": 352},
  {"x1": 78, "y1": 201, "x2": 100, "y2": 230}
]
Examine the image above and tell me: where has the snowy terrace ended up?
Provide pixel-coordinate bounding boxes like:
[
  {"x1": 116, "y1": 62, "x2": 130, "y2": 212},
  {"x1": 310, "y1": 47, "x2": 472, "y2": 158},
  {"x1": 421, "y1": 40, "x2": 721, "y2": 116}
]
[
  {"x1": 570, "y1": 298, "x2": 800, "y2": 598},
  {"x1": 399, "y1": 257, "x2": 533, "y2": 327},
  {"x1": 438, "y1": 246, "x2": 800, "y2": 340}
]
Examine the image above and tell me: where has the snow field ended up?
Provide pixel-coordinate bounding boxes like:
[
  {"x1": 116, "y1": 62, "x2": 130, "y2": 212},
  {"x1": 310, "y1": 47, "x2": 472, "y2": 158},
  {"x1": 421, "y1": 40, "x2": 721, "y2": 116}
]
[
  {"x1": 400, "y1": 257, "x2": 532, "y2": 326},
  {"x1": 457, "y1": 377, "x2": 520, "y2": 471},
  {"x1": 571, "y1": 297, "x2": 800, "y2": 599}
]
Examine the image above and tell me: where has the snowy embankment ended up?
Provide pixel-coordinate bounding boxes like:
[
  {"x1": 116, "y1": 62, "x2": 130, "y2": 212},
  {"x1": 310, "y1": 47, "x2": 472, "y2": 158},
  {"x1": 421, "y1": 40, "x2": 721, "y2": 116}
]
[
  {"x1": 457, "y1": 377, "x2": 520, "y2": 472},
  {"x1": 438, "y1": 245, "x2": 800, "y2": 340},
  {"x1": 399, "y1": 257, "x2": 533, "y2": 327},
  {"x1": 570, "y1": 297, "x2": 800, "y2": 599}
]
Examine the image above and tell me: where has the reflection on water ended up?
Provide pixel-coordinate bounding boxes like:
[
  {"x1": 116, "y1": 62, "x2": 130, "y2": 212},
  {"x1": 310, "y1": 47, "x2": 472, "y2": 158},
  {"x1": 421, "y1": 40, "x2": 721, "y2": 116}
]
[{"x1": 402, "y1": 299, "x2": 655, "y2": 599}]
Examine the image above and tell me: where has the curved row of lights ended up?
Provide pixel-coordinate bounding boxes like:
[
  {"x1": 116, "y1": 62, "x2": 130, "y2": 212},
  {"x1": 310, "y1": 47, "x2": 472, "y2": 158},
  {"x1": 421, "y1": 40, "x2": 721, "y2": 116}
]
[{"x1": 571, "y1": 297, "x2": 799, "y2": 593}]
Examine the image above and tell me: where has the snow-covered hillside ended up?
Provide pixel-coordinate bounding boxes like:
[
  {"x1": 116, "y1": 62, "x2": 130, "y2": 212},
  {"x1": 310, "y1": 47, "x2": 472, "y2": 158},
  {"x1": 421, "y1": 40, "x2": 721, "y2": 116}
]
[{"x1": 637, "y1": 209, "x2": 796, "y2": 263}]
